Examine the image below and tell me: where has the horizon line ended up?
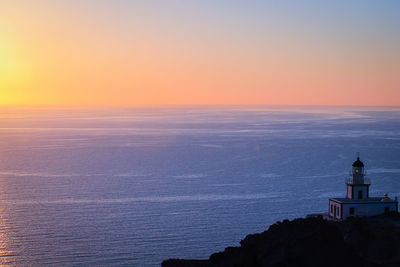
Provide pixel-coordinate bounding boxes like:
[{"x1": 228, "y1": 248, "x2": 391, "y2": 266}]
[{"x1": 1, "y1": 104, "x2": 400, "y2": 109}]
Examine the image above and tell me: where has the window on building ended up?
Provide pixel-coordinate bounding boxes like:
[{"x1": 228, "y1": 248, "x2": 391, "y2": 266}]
[
  {"x1": 336, "y1": 207, "x2": 340, "y2": 218},
  {"x1": 350, "y1": 207, "x2": 355, "y2": 215},
  {"x1": 358, "y1": 190, "x2": 363, "y2": 199},
  {"x1": 331, "y1": 205, "x2": 333, "y2": 213},
  {"x1": 385, "y1": 206, "x2": 390, "y2": 213}
]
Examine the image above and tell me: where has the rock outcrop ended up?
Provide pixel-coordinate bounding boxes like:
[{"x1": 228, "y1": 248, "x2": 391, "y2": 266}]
[{"x1": 162, "y1": 212, "x2": 400, "y2": 267}]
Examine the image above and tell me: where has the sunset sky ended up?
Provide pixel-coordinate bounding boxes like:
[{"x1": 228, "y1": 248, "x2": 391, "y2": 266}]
[{"x1": 0, "y1": 0, "x2": 399, "y2": 106}]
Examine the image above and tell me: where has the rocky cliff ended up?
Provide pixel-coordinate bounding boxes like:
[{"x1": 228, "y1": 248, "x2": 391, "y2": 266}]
[{"x1": 162, "y1": 212, "x2": 400, "y2": 267}]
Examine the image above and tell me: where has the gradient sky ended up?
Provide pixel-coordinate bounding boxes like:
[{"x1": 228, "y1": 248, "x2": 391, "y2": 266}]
[{"x1": 0, "y1": 0, "x2": 399, "y2": 106}]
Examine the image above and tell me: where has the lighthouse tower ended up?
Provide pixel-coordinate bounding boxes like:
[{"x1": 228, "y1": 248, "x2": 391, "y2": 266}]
[
  {"x1": 346, "y1": 156, "x2": 370, "y2": 200},
  {"x1": 328, "y1": 154, "x2": 398, "y2": 220}
]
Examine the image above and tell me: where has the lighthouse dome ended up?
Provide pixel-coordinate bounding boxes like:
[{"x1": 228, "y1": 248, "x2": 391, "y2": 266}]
[{"x1": 352, "y1": 157, "x2": 364, "y2": 167}]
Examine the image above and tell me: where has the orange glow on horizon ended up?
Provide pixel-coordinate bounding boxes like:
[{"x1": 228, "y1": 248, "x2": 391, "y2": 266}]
[{"x1": 0, "y1": 1, "x2": 399, "y2": 107}]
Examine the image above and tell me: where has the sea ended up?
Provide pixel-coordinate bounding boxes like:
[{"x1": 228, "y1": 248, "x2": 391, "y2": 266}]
[{"x1": 0, "y1": 106, "x2": 399, "y2": 266}]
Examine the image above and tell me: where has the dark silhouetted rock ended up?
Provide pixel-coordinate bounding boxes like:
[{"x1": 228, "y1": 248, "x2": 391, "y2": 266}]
[{"x1": 162, "y1": 212, "x2": 400, "y2": 267}]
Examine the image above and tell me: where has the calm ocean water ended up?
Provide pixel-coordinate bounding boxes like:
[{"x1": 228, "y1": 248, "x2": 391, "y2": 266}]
[{"x1": 0, "y1": 106, "x2": 399, "y2": 266}]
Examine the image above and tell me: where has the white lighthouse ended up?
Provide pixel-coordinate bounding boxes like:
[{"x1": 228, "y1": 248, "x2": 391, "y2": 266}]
[
  {"x1": 346, "y1": 156, "x2": 369, "y2": 200},
  {"x1": 329, "y1": 155, "x2": 398, "y2": 220}
]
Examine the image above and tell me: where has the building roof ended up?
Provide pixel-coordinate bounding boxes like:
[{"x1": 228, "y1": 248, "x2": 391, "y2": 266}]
[
  {"x1": 352, "y1": 157, "x2": 364, "y2": 167},
  {"x1": 330, "y1": 197, "x2": 398, "y2": 204}
]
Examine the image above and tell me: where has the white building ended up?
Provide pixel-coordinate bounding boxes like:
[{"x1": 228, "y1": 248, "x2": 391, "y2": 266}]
[{"x1": 329, "y1": 156, "x2": 398, "y2": 220}]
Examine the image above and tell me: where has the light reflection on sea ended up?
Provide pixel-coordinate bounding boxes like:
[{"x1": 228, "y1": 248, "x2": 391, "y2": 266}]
[{"x1": 0, "y1": 106, "x2": 399, "y2": 266}]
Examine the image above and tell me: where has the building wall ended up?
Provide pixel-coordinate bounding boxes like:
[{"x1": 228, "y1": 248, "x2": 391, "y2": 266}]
[
  {"x1": 347, "y1": 185, "x2": 352, "y2": 198},
  {"x1": 329, "y1": 200, "x2": 342, "y2": 220},
  {"x1": 342, "y1": 202, "x2": 397, "y2": 220},
  {"x1": 347, "y1": 185, "x2": 369, "y2": 199}
]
